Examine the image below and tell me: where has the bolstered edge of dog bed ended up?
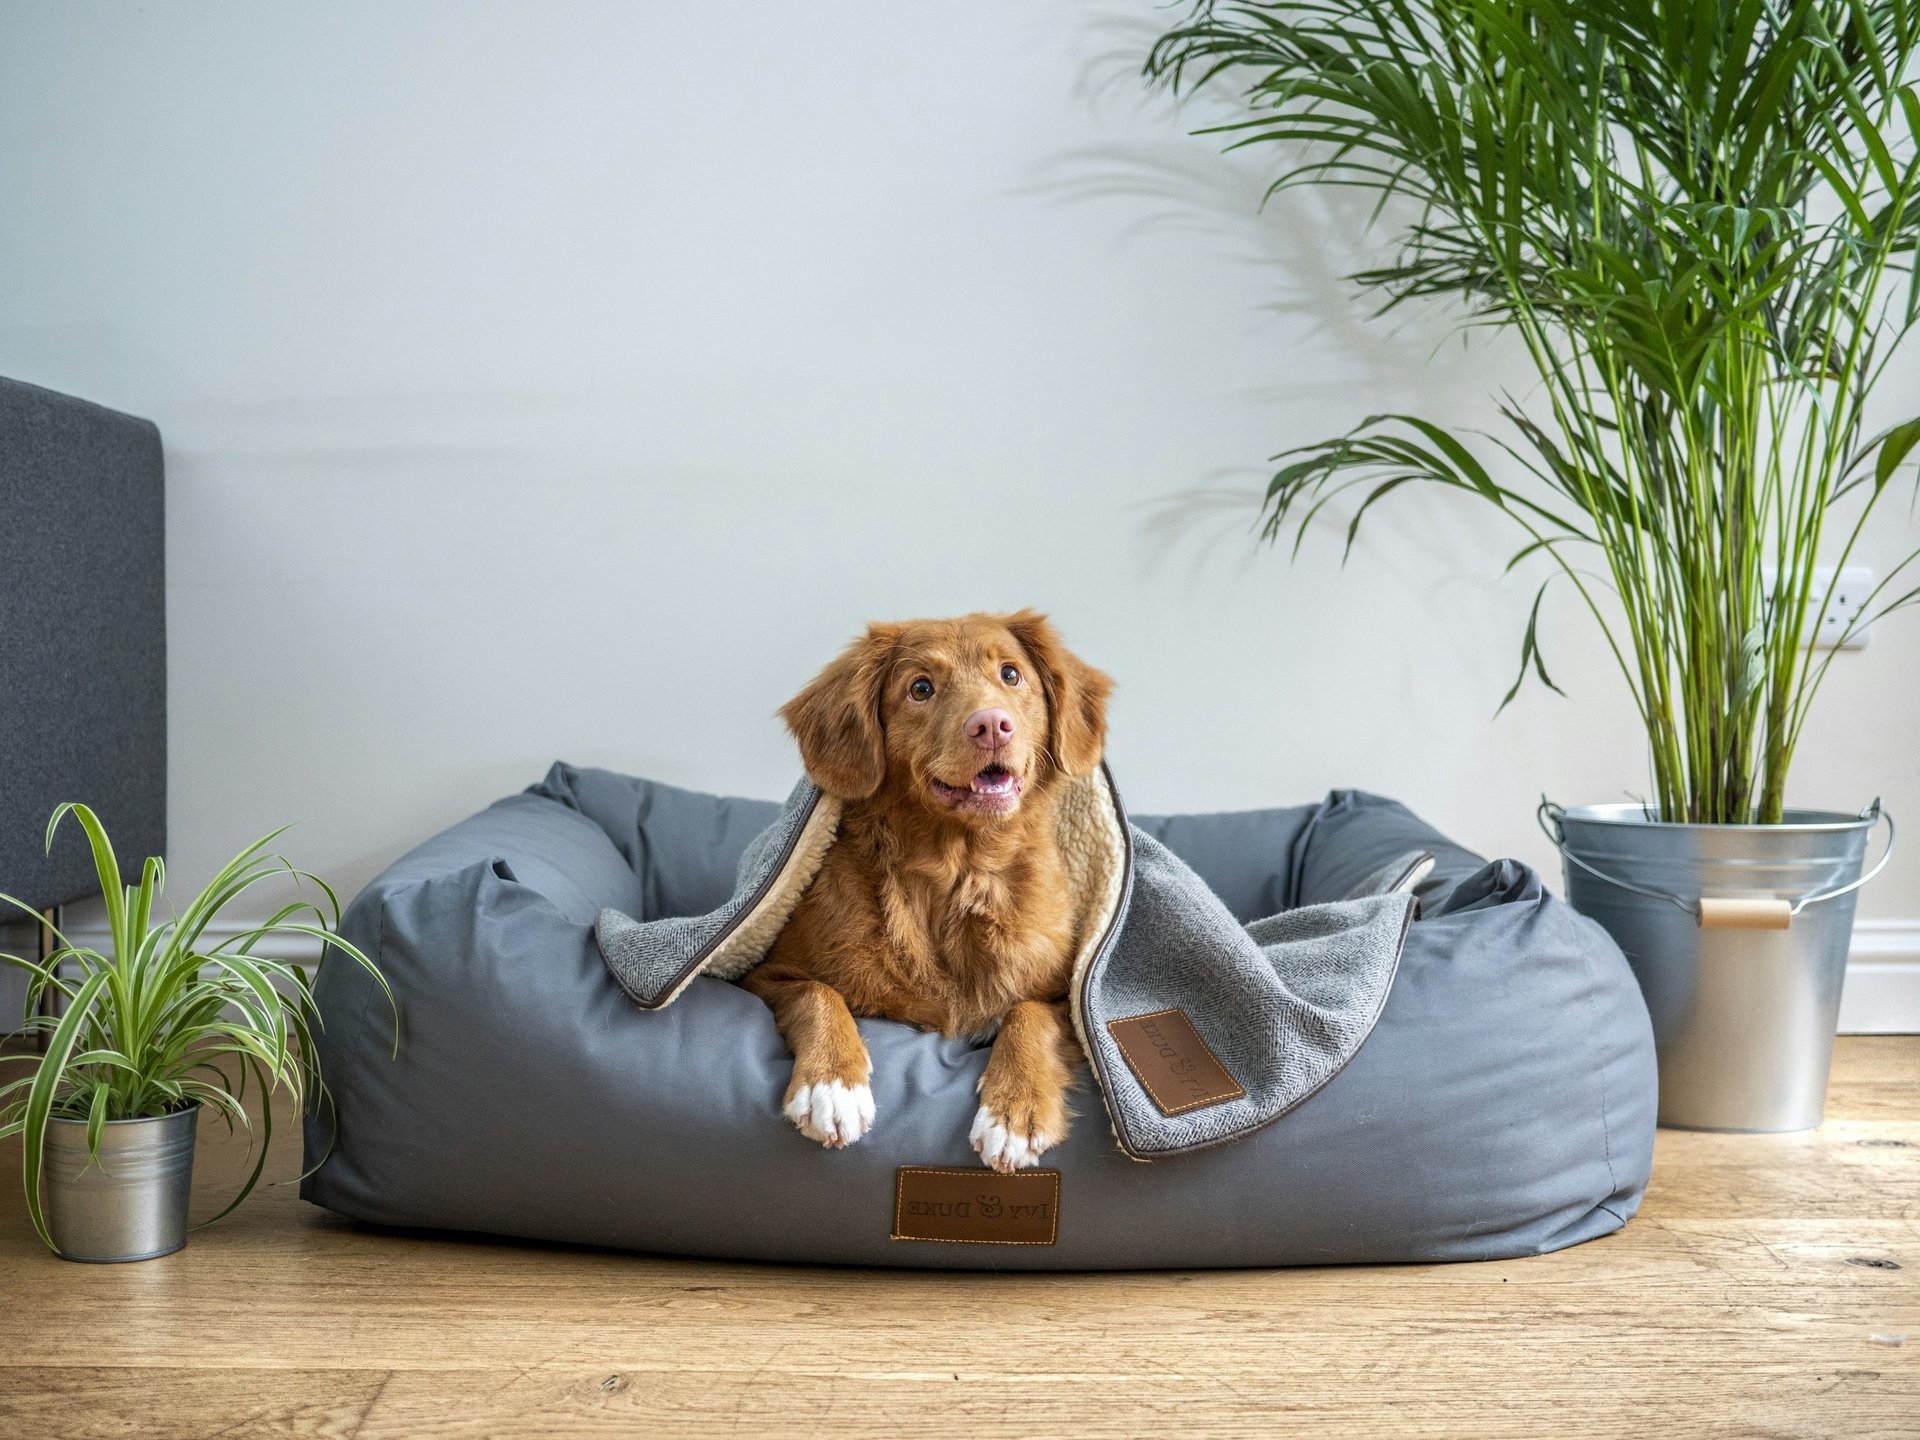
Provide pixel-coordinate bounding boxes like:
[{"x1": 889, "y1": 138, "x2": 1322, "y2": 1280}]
[{"x1": 299, "y1": 763, "x2": 1657, "y2": 1271}]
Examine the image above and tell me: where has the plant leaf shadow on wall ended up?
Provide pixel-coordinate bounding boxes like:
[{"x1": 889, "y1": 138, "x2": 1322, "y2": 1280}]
[{"x1": 1029, "y1": 6, "x2": 1564, "y2": 610}]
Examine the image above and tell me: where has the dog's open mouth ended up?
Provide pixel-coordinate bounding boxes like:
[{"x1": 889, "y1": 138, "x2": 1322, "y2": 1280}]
[{"x1": 929, "y1": 763, "x2": 1024, "y2": 814}]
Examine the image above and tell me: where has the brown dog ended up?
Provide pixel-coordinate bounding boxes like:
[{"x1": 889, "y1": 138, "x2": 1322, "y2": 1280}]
[{"x1": 741, "y1": 610, "x2": 1113, "y2": 1172}]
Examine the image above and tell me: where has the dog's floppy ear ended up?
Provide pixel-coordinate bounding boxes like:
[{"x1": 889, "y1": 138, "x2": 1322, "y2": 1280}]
[
  {"x1": 1004, "y1": 609, "x2": 1112, "y2": 778},
  {"x1": 780, "y1": 624, "x2": 899, "y2": 800}
]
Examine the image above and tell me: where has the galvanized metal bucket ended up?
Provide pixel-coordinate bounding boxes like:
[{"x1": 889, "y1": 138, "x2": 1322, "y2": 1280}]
[
  {"x1": 43, "y1": 1105, "x2": 199, "y2": 1262},
  {"x1": 1540, "y1": 800, "x2": 1893, "y2": 1133}
]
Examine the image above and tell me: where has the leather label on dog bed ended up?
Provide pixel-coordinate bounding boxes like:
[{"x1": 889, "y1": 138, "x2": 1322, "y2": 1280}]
[
  {"x1": 1107, "y1": 1008, "x2": 1246, "y2": 1116},
  {"x1": 891, "y1": 1167, "x2": 1060, "y2": 1245}
]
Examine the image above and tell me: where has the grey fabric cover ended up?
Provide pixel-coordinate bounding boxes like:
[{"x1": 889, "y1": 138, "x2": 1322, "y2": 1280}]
[
  {"x1": 0, "y1": 377, "x2": 166, "y2": 909},
  {"x1": 593, "y1": 770, "x2": 1414, "y2": 1158},
  {"x1": 302, "y1": 763, "x2": 1658, "y2": 1270}
]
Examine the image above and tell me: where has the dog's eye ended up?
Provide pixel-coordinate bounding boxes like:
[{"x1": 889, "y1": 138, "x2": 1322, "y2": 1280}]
[
  {"x1": 909, "y1": 677, "x2": 935, "y2": 702},
  {"x1": 1000, "y1": 663, "x2": 1021, "y2": 686}
]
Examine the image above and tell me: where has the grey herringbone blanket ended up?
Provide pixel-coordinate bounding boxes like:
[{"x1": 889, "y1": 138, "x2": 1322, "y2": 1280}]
[{"x1": 596, "y1": 768, "x2": 1415, "y2": 1159}]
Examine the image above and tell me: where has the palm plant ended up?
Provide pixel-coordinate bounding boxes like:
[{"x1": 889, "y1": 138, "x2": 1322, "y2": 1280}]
[
  {"x1": 0, "y1": 804, "x2": 395, "y2": 1252},
  {"x1": 1148, "y1": 0, "x2": 1920, "y2": 822}
]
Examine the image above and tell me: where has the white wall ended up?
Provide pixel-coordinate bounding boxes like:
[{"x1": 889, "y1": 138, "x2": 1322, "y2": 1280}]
[{"x1": 2, "y1": 2, "x2": 1916, "y2": 1022}]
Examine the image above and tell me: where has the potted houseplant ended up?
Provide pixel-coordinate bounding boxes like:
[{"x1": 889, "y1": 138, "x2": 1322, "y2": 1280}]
[
  {"x1": 0, "y1": 804, "x2": 394, "y2": 1260},
  {"x1": 1147, "y1": 0, "x2": 1918, "y2": 1129}
]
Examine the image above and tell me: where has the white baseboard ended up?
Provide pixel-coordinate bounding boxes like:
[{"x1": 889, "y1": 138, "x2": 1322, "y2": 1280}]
[
  {"x1": 37, "y1": 917, "x2": 1920, "y2": 1034},
  {"x1": 52, "y1": 918, "x2": 328, "y2": 966},
  {"x1": 1, "y1": 918, "x2": 321, "y2": 1031},
  {"x1": 1838, "y1": 921, "x2": 1920, "y2": 1034}
]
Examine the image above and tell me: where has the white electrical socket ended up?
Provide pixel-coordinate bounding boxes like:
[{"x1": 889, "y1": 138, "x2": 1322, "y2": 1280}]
[{"x1": 1805, "y1": 565, "x2": 1874, "y2": 649}]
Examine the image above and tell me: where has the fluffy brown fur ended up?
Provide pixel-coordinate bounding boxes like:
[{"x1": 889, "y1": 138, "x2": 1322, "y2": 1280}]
[{"x1": 740, "y1": 610, "x2": 1113, "y2": 1172}]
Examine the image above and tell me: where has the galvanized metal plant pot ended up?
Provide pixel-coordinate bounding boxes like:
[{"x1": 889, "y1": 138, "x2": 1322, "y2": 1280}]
[
  {"x1": 43, "y1": 1105, "x2": 199, "y2": 1262},
  {"x1": 1541, "y1": 802, "x2": 1892, "y2": 1133}
]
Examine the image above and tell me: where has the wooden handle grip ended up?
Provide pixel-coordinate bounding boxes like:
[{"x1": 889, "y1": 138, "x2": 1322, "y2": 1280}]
[{"x1": 1697, "y1": 897, "x2": 1793, "y2": 930}]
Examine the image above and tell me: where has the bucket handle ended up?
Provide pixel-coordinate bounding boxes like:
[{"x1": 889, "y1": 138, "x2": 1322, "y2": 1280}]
[{"x1": 1536, "y1": 797, "x2": 1894, "y2": 928}]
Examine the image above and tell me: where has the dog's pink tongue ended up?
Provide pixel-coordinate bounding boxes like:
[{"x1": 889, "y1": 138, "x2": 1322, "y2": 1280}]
[{"x1": 972, "y1": 768, "x2": 1015, "y2": 796}]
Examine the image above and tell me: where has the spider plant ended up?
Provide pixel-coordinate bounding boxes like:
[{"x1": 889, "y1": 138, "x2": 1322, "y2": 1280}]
[
  {"x1": 1148, "y1": 0, "x2": 1920, "y2": 822},
  {"x1": 0, "y1": 804, "x2": 395, "y2": 1253}
]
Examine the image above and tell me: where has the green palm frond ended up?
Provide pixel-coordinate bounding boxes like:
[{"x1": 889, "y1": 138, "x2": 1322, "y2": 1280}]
[{"x1": 1150, "y1": 0, "x2": 1920, "y2": 822}]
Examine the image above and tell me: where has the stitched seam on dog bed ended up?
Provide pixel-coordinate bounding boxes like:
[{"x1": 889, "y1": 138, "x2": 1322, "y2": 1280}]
[
  {"x1": 1105, "y1": 1007, "x2": 1245, "y2": 1115},
  {"x1": 890, "y1": 1167, "x2": 1060, "y2": 1245},
  {"x1": 1565, "y1": 899, "x2": 1623, "y2": 1217},
  {"x1": 358, "y1": 881, "x2": 391, "y2": 1047}
]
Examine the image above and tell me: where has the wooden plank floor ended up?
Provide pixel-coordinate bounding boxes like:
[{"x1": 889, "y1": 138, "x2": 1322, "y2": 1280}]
[{"x1": 0, "y1": 1038, "x2": 1912, "y2": 1439}]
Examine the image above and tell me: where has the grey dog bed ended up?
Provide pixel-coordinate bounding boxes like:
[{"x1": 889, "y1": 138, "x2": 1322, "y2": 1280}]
[
  {"x1": 592, "y1": 766, "x2": 1422, "y2": 1160},
  {"x1": 302, "y1": 763, "x2": 1657, "y2": 1270}
]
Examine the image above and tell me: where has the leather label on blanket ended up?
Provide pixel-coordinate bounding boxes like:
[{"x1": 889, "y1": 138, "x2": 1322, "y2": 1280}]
[
  {"x1": 891, "y1": 1167, "x2": 1060, "y2": 1245},
  {"x1": 1107, "y1": 1008, "x2": 1246, "y2": 1116}
]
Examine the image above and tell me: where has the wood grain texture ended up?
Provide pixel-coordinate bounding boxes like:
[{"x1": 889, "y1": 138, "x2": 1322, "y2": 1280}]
[{"x1": 0, "y1": 1037, "x2": 1911, "y2": 1438}]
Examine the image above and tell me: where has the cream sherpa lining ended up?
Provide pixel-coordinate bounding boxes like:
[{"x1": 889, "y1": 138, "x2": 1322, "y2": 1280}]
[
  {"x1": 701, "y1": 795, "x2": 844, "y2": 985},
  {"x1": 670, "y1": 770, "x2": 1129, "y2": 1019},
  {"x1": 1056, "y1": 769, "x2": 1128, "y2": 1053}
]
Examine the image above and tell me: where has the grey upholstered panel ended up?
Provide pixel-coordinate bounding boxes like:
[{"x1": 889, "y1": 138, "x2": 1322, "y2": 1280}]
[
  {"x1": 303, "y1": 764, "x2": 1656, "y2": 1269},
  {"x1": 529, "y1": 764, "x2": 777, "y2": 920},
  {"x1": 0, "y1": 377, "x2": 166, "y2": 909},
  {"x1": 1290, "y1": 789, "x2": 1490, "y2": 908},
  {"x1": 1128, "y1": 805, "x2": 1317, "y2": 922}
]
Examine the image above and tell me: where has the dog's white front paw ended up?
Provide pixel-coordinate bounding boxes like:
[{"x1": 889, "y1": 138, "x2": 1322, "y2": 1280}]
[
  {"x1": 969, "y1": 1104, "x2": 1054, "y2": 1173},
  {"x1": 784, "y1": 1079, "x2": 875, "y2": 1148}
]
